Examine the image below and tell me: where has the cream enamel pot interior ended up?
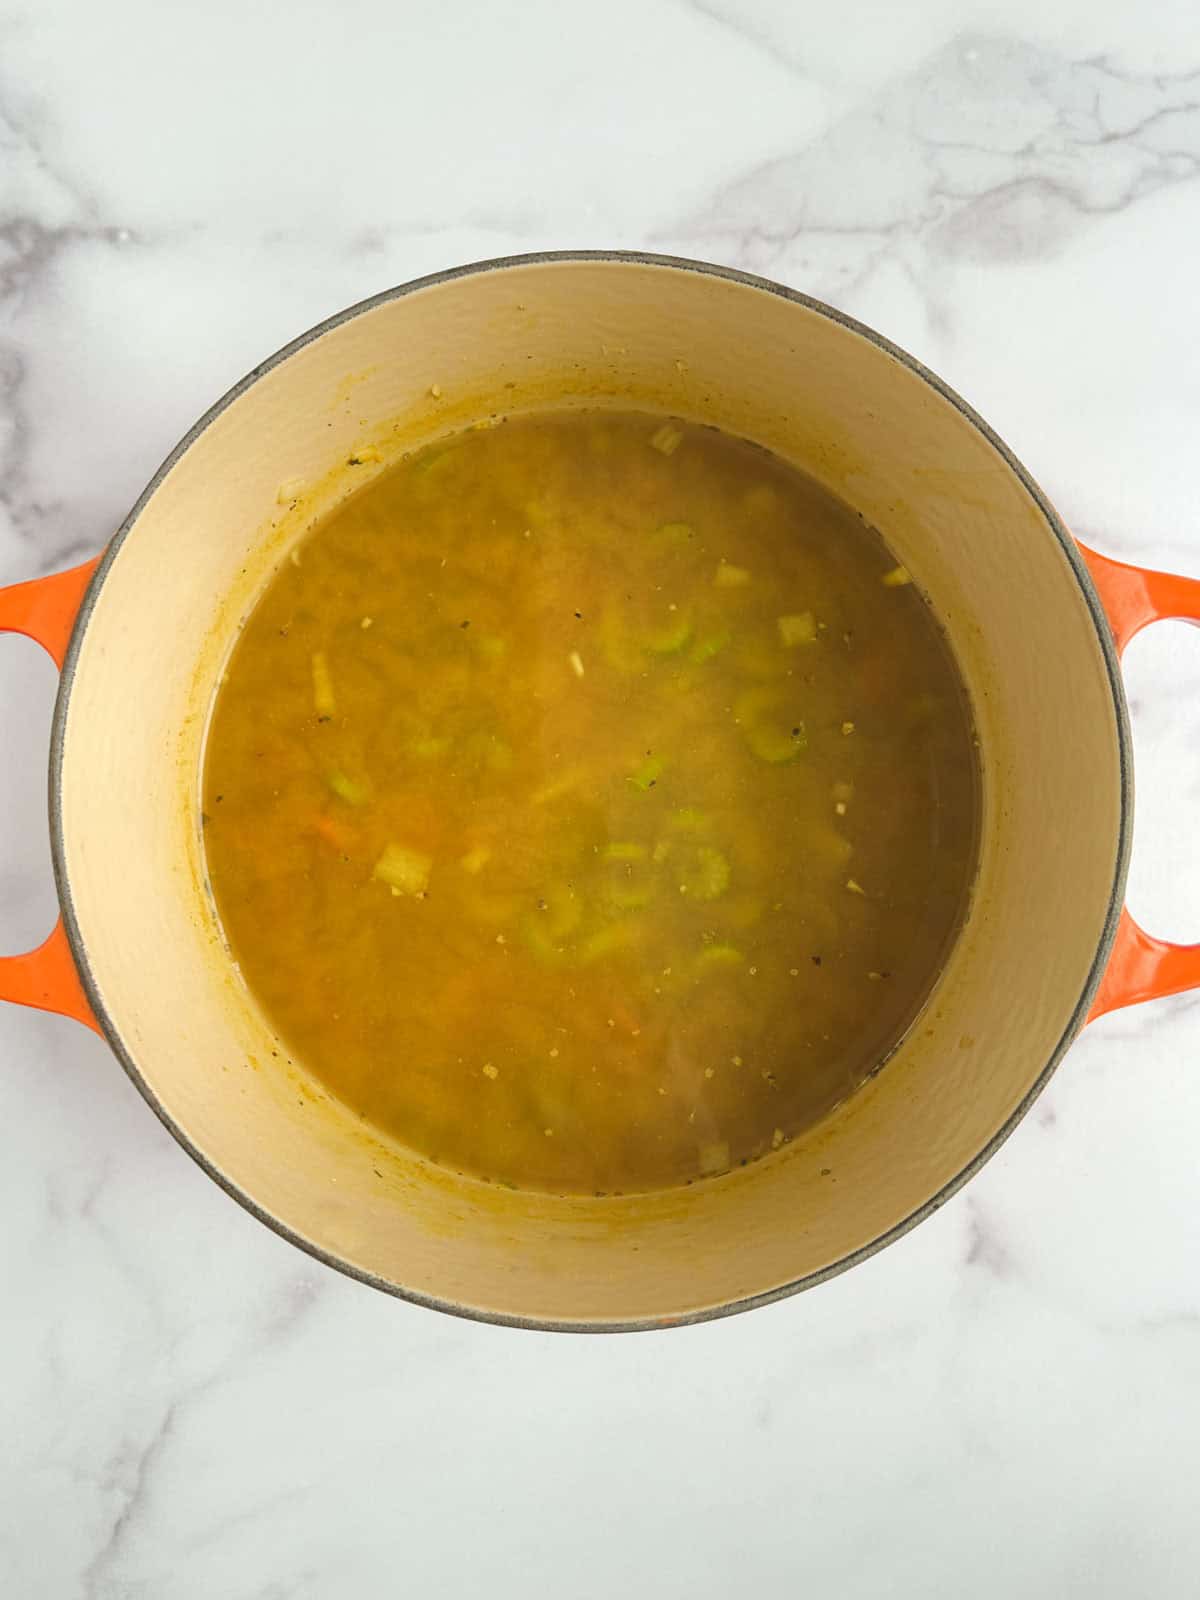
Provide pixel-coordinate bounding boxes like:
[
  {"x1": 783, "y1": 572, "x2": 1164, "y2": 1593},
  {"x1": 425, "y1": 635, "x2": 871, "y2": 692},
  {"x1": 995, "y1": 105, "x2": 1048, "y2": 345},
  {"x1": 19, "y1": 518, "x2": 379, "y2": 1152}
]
[{"x1": 3, "y1": 253, "x2": 1199, "y2": 1332}]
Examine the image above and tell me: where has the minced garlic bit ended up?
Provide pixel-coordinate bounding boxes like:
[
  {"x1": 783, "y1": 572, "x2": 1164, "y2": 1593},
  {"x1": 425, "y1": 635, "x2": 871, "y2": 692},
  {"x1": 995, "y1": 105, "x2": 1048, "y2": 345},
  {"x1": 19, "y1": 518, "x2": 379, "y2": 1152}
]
[
  {"x1": 311, "y1": 651, "x2": 335, "y2": 718},
  {"x1": 373, "y1": 841, "x2": 432, "y2": 897},
  {"x1": 772, "y1": 1128, "x2": 784, "y2": 1149},
  {"x1": 429, "y1": 383, "x2": 443, "y2": 398},
  {"x1": 549, "y1": 1047, "x2": 559, "y2": 1058},
  {"x1": 704, "y1": 1066, "x2": 715, "y2": 1079},
  {"x1": 731, "y1": 1055, "x2": 743, "y2": 1067},
  {"x1": 835, "y1": 801, "x2": 847, "y2": 816},
  {"x1": 882, "y1": 564, "x2": 912, "y2": 587},
  {"x1": 569, "y1": 650, "x2": 585, "y2": 678},
  {"x1": 714, "y1": 560, "x2": 751, "y2": 588},
  {"x1": 841, "y1": 721, "x2": 856, "y2": 735},
  {"x1": 482, "y1": 1062, "x2": 499, "y2": 1080},
  {"x1": 360, "y1": 616, "x2": 373, "y2": 630},
  {"x1": 699, "y1": 1140, "x2": 729, "y2": 1175},
  {"x1": 777, "y1": 612, "x2": 817, "y2": 648},
  {"x1": 846, "y1": 877, "x2": 866, "y2": 896},
  {"x1": 649, "y1": 421, "x2": 684, "y2": 456}
]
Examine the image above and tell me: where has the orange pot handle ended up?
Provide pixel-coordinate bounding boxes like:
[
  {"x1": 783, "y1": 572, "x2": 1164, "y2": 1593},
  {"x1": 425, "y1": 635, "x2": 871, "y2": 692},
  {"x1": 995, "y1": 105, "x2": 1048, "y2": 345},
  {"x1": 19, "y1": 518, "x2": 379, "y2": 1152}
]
[
  {"x1": 1081, "y1": 543, "x2": 1200, "y2": 1020},
  {"x1": 0, "y1": 558, "x2": 102, "y2": 1032}
]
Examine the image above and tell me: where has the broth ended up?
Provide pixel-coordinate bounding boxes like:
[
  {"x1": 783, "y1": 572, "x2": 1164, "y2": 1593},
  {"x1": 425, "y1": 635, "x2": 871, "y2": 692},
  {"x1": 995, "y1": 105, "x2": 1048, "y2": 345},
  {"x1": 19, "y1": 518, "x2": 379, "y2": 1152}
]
[{"x1": 203, "y1": 409, "x2": 979, "y2": 1194}]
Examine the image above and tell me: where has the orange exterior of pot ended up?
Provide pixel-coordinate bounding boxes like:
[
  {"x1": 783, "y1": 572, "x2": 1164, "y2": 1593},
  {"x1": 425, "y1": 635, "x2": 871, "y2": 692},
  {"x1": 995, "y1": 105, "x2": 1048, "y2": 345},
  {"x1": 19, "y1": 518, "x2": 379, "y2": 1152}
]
[
  {"x1": 0, "y1": 255, "x2": 1194, "y2": 1327},
  {"x1": 1079, "y1": 545, "x2": 1200, "y2": 1019},
  {"x1": 0, "y1": 558, "x2": 101, "y2": 1032}
]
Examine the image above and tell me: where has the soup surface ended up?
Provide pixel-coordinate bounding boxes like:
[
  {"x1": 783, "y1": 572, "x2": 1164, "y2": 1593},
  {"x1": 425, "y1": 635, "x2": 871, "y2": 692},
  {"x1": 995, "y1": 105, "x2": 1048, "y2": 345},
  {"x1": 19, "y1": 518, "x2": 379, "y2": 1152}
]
[{"x1": 203, "y1": 410, "x2": 979, "y2": 1194}]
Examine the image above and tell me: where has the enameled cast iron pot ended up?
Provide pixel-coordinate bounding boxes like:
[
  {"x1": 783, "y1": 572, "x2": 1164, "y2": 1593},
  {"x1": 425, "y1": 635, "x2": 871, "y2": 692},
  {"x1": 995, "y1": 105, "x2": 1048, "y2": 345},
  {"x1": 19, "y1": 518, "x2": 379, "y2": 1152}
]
[{"x1": 3, "y1": 253, "x2": 1198, "y2": 1331}]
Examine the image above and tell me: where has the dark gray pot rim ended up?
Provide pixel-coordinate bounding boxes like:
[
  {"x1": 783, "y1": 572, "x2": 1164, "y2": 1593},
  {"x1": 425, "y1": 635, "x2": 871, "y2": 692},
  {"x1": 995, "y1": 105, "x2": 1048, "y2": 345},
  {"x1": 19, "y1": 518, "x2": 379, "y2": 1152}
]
[{"x1": 45, "y1": 250, "x2": 1132, "y2": 1333}]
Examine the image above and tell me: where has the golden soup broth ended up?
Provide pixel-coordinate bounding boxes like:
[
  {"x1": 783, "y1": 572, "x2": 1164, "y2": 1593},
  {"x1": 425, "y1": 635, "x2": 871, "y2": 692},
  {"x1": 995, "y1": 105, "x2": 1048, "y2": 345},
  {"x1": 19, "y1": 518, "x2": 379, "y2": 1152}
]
[{"x1": 204, "y1": 410, "x2": 979, "y2": 1194}]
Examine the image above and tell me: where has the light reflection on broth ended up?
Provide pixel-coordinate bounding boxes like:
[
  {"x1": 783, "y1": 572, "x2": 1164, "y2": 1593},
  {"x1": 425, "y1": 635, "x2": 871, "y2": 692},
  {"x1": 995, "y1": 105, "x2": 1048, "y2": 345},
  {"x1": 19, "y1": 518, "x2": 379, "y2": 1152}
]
[{"x1": 203, "y1": 410, "x2": 979, "y2": 1194}]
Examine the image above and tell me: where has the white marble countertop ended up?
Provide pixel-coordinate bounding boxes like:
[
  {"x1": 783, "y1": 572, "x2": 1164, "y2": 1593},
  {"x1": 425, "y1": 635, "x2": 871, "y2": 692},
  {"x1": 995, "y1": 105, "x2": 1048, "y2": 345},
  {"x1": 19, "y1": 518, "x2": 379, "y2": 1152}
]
[{"x1": 3, "y1": 3, "x2": 1200, "y2": 1595}]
